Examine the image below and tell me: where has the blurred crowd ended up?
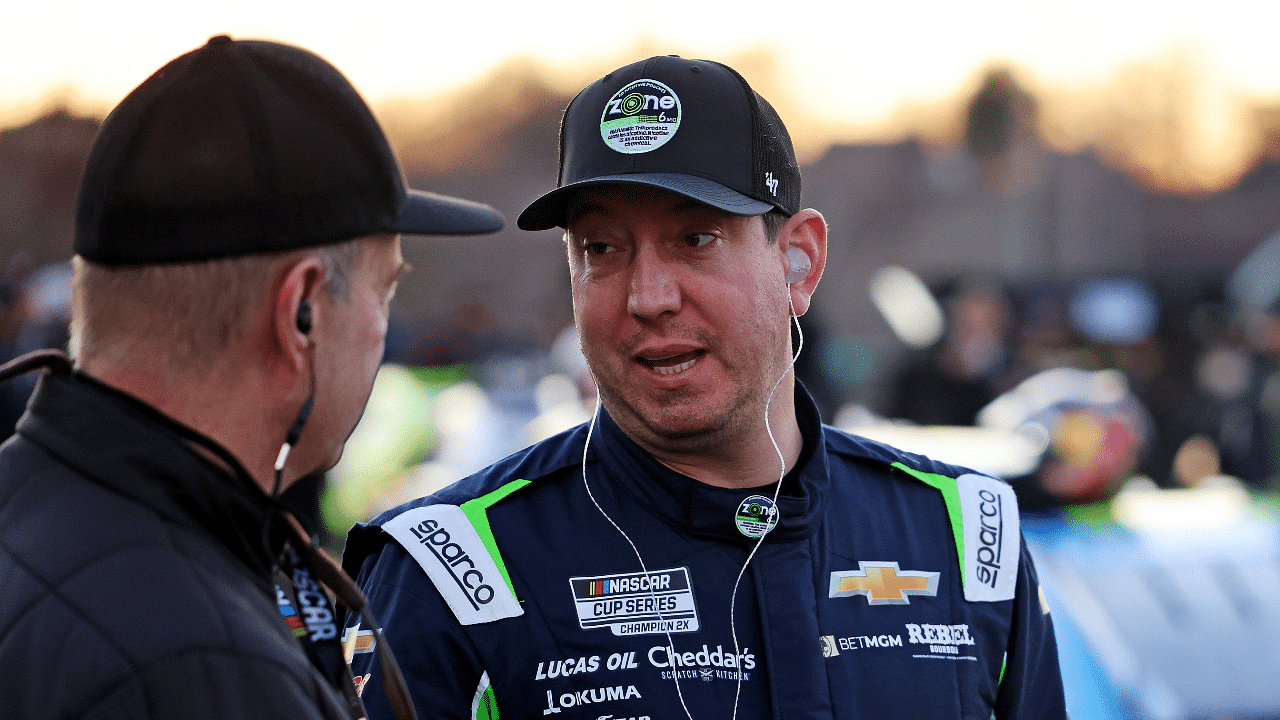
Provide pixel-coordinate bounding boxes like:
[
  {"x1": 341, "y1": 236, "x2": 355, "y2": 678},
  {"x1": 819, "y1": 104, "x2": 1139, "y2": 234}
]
[
  {"x1": 873, "y1": 265, "x2": 1280, "y2": 497},
  {"x1": 0, "y1": 253, "x2": 71, "y2": 437}
]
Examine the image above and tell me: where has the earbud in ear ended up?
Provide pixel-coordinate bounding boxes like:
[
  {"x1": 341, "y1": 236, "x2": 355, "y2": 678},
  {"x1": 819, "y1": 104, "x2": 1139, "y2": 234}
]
[
  {"x1": 785, "y1": 247, "x2": 811, "y2": 284},
  {"x1": 296, "y1": 299, "x2": 313, "y2": 334}
]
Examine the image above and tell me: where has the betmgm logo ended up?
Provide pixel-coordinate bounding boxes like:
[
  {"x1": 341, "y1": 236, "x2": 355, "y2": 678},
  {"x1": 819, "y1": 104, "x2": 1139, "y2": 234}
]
[
  {"x1": 821, "y1": 633, "x2": 904, "y2": 657},
  {"x1": 820, "y1": 635, "x2": 839, "y2": 658}
]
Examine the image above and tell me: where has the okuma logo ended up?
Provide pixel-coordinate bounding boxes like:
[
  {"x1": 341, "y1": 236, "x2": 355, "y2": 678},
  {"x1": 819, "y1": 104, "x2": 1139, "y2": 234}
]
[
  {"x1": 600, "y1": 79, "x2": 681, "y2": 154},
  {"x1": 542, "y1": 685, "x2": 641, "y2": 715}
]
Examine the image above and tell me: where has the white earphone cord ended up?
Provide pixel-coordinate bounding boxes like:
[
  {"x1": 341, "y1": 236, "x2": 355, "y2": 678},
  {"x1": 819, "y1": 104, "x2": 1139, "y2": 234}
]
[
  {"x1": 581, "y1": 295, "x2": 804, "y2": 720},
  {"x1": 728, "y1": 295, "x2": 802, "y2": 720}
]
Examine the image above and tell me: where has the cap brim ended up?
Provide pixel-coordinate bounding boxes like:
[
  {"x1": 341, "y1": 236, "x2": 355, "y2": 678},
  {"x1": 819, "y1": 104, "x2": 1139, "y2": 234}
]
[
  {"x1": 517, "y1": 174, "x2": 774, "y2": 231},
  {"x1": 394, "y1": 189, "x2": 504, "y2": 236}
]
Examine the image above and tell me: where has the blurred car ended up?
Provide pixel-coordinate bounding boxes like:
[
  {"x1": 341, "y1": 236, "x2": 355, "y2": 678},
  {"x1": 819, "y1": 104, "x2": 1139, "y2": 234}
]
[{"x1": 848, "y1": 367, "x2": 1280, "y2": 720}]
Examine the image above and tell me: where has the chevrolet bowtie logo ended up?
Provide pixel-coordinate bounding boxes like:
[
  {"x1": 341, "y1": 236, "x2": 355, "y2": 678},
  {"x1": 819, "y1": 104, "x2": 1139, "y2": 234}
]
[
  {"x1": 341, "y1": 625, "x2": 376, "y2": 660},
  {"x1": 829, "y1": 562, "x2": 940, "y2": 605}
]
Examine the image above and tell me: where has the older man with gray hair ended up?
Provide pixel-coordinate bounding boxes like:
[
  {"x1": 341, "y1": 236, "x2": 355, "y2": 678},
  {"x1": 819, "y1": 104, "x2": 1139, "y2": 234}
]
[{"x1": 0, "y1": 35, "x2": 502, "y2": 720}]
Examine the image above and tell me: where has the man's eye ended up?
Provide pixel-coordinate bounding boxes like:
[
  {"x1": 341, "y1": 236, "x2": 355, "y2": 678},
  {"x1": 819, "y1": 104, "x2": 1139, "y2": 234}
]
[
  {"x1": 685, "y1": 233, "x2": 716, "y2": 248},
  {"x1": 586, "y1": 242, "x2": 613, "y2": 255}
]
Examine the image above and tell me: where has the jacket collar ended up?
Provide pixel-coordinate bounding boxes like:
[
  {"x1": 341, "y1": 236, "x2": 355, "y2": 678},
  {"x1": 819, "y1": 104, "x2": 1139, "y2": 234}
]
[
  {"x1": 16, "y1": 371, "x2": 283, "y2": 576},
  {"x1": 591, "y1": 383, "x2": 828, "y2": 543}
]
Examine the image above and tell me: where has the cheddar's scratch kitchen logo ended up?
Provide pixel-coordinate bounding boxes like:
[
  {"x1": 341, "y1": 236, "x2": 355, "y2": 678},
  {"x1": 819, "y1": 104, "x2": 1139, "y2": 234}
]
[{"x1": 647, "y1": 643, "x2": 754, "y2": 682}]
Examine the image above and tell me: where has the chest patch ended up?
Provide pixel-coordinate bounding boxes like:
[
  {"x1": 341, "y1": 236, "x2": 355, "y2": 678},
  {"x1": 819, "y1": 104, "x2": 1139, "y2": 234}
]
[
  {"x1": 957, "y1": 473, "x2": 1019, "y2": 602},
  {"x1": 569, "y1": 567, "x2": 700, "y2": 636},
  {"x1": 383, "y1": 504, "x2": 523, "y2": 625}
]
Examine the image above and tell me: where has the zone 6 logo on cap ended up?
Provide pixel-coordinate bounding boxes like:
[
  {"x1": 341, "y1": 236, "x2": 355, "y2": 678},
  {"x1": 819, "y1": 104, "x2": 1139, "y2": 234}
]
[{"x1": 601, "y1": 79, "x2": 681, "y2": 154}]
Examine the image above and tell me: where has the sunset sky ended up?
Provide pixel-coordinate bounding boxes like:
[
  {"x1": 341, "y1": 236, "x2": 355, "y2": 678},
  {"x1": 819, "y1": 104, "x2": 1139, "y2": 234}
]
[{"x1": 6, "y1": 0, "x2": 1280, "y2": 131}]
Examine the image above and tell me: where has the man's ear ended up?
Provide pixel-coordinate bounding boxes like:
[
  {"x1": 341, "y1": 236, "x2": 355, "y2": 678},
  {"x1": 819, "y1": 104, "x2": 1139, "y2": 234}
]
[
  {"x1": 780, "y1": 209, "x2": 827, "y2": 316},
  {"x1": 272, "y1": 256, "x2": 325, "y2": 373}
]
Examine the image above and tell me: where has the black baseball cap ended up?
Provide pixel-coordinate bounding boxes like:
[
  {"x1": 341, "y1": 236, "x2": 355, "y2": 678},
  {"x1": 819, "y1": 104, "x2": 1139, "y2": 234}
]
[
  {"x1": 517, "y1": 55, "x2": 800, "y2": 231},
  {"x1": 75, "y1": 35, "x2": 504, "y2": 266}
]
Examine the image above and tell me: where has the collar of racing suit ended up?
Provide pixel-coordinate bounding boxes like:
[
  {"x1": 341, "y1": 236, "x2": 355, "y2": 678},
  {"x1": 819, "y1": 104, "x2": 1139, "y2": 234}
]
[{"x1": 591, "y1": 381, "x2": 828, "y2": 544}]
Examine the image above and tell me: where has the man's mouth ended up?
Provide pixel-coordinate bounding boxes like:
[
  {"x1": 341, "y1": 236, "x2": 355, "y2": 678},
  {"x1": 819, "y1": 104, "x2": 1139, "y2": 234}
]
[{"x1": 637, "y1": 350, "x2": 705, "y2": 376}]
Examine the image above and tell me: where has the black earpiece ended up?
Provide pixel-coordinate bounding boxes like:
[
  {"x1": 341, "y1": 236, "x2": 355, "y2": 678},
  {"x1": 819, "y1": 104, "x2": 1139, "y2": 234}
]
[
  {"x1": 274, "y1": 299, "x2": 316, "y2": 486},
  {"x1": 296, "y1": 299, "x2": 312, "y2": 334}
]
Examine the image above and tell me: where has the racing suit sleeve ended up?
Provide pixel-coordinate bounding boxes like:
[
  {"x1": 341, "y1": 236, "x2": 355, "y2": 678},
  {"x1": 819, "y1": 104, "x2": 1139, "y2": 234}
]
[
  {"x1": 994, "y1": 535, "x2": 1069, "y2": 719},
  {"x1": 349, "y1": 540, "x2": 490, "y2": 720}
]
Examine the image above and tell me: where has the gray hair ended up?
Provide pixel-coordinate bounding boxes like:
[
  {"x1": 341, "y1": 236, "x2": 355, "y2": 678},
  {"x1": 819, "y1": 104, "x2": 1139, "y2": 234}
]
[{"x1": 69, "y1": 239, "x2": 364, "y2": 376}]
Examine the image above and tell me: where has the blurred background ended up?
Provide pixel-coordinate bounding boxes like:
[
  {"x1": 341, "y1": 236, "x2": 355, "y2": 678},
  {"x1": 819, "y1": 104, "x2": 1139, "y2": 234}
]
[{"x1": 5, "y1": 2, "x2": 1280, "y2": 717}]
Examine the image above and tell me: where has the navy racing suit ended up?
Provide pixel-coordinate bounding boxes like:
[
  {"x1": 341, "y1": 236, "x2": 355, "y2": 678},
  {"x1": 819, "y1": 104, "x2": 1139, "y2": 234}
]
[{"x1": 343, "y1": 388, "x2": 1067, "y2": 720}]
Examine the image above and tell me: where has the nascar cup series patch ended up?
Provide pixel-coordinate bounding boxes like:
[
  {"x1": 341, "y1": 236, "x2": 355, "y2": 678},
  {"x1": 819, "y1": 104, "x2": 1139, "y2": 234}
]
[
  {"x1": 957, "y1": 474, "x2": 1019, "y2": 602},
  {"x1": 570, "y1": 567, "x2": 700, "y2": 636},
  {"x1": 600, "y1": 79, "x2": 681, "y2": 154},
  {"x1": 383, "y1": 504, "x2": 523, "y2": 625}
]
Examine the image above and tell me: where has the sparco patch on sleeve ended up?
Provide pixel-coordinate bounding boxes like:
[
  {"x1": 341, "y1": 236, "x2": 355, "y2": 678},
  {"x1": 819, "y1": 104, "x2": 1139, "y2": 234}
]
[
  {"x1": 957, "y1": 474, "x2": 1019, "y2": 602},
  {"x1": 383, "y1": 504, "x2": 523, "y2": 625}
]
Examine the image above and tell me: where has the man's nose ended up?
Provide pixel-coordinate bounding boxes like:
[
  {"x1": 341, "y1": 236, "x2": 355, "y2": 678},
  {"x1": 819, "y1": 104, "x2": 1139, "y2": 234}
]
[{"x1": 627, "y1": 246, "x2": 681, "y2": 320}]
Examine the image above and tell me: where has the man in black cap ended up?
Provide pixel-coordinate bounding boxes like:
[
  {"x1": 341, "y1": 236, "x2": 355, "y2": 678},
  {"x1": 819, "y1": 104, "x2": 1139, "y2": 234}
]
[
  {"x1": 0, "y1": 36, "x2": 501, "y2": 720},
  {"x1": 344, "y1": 56, "x2": 1066, "y2": 720}
]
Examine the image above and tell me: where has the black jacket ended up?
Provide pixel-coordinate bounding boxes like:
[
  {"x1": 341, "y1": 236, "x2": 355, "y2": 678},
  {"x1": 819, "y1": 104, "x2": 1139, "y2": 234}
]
[{"x1": 0, "y1": 370, "x2": 356, "y2": 720}]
